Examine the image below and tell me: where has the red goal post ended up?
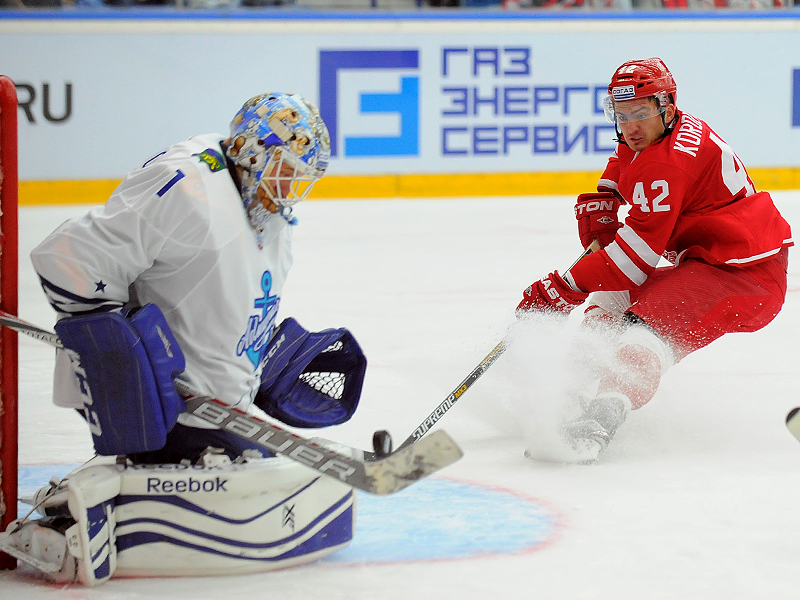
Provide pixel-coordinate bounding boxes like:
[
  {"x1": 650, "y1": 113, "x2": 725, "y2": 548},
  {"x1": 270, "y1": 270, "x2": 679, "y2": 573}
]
[{"x1": 0, "y1": 74, "x2": 19, "y2": 570}]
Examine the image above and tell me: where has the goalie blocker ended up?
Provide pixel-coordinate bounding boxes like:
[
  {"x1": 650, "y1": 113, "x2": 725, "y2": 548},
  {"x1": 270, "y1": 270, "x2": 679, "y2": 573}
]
[{"x1": 0, "y1": 454, "x2": 356, "y2": 585}]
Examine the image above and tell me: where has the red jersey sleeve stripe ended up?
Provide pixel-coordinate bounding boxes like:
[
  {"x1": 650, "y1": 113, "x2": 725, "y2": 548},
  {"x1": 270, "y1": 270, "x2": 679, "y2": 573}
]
[
  {"x1": 605, "y1": 241, "x2": 648, "y2": 285},
  {"x1": 617, "y1": 225, "x2": 662, "y2": 267},
  {"x1": 597, "y1": 179, "x2": 619, "y2": 193}
]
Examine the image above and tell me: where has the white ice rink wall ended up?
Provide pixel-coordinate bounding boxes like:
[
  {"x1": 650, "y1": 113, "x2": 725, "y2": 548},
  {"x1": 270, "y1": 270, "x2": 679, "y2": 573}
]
[{"x1": 1, "y1": 10, "x2": 800, "y2": 202}]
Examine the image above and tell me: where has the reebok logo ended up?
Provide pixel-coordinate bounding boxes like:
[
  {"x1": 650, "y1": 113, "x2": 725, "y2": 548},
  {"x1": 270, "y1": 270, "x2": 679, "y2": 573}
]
[{"x1": 147, "y1": 477, "x2": 229, "y2": 493}]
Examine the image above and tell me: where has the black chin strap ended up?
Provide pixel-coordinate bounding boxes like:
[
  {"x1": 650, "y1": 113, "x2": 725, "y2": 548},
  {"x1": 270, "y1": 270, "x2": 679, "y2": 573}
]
[{"x1": 659, "y1": 109, "x2": 677, "y2": 140}]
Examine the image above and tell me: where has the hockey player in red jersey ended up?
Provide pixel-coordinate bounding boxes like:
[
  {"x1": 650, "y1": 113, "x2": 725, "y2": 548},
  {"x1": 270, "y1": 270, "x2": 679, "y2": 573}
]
[{"x1": 517, "y1": 57, "x2": 793, "y2": 461}]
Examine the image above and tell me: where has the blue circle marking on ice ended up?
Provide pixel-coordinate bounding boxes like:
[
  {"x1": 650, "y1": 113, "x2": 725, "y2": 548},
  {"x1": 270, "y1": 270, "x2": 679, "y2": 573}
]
[
  {"x1": 18, "y1": 466, "x2": 560, "y2": 563},
  {"x1": 324, "y1": 477, "x2": 560, "y2": 564}
]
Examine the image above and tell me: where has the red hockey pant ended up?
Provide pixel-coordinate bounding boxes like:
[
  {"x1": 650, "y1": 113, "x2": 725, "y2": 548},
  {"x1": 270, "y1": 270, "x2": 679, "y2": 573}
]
[{"x1": 600, "y1": 248, "x2": 789, "y2": 408}]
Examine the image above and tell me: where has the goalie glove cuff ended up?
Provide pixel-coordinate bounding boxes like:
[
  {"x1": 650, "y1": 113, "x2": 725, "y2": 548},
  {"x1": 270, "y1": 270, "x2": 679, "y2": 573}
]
[{"x1": 256, "y1": 317, "x2": 367, "y2": 428}]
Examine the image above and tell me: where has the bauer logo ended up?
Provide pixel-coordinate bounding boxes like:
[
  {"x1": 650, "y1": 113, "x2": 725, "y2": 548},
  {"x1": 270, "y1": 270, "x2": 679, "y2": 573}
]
[
  {"x1": 319, "y1": 50, "x2": 420, "y2": 157},
  {"x1": 611, "y1": 85, "x2": 635, "y2": 100}
]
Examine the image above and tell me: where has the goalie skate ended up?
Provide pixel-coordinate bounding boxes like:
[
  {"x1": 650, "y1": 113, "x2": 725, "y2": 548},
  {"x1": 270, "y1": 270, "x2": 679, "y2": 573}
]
[
  {"x1": 0, "y1": 517, "x2": 77, "y2": 580},
  {"x1": 22, "y1": 476, "x2": 71, "y2": 518}
]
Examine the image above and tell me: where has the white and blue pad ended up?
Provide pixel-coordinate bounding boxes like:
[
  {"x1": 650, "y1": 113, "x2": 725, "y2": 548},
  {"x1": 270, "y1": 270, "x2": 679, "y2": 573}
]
[
  {"x1": 63, "y1": 456, "x2": 355, "y2": 583},
  {"x1": 64, "y1": 463, "x2": 122, "y2": 586}
]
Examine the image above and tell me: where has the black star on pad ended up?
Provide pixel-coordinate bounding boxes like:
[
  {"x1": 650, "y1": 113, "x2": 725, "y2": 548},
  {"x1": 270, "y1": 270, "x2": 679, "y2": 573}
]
[{"x1": 94, "y1": 280, "x2": 107, "y2": 293}]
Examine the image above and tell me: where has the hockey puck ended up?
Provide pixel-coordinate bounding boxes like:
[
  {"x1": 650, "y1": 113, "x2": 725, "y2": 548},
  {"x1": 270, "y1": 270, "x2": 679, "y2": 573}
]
[{"x1": 372, "y1": 430, "x2": 393, "y2": 457}]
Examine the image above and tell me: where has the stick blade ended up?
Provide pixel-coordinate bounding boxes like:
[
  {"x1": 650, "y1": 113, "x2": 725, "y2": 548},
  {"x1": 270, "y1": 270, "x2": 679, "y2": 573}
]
[{"x1": 362, "y1": 430, "x2": 463, "y2": 495}]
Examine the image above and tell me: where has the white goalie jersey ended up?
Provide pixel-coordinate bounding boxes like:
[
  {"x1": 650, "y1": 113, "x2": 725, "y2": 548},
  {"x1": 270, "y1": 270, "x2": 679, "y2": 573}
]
[{"x1": 30, "y1": 133, "x2": 293, "y2": 426}]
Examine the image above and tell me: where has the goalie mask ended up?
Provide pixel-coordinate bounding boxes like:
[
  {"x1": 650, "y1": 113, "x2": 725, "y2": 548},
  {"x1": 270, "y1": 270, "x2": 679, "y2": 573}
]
[{"x1": 227, "y1": 93, "x2": 330, "y2": 232}]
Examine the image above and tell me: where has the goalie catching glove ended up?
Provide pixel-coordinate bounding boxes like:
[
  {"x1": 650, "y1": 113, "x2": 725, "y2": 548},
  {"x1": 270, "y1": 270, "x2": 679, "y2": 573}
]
[{"x1": 256, "y1": 317, "x2": 367, "y2": 428}]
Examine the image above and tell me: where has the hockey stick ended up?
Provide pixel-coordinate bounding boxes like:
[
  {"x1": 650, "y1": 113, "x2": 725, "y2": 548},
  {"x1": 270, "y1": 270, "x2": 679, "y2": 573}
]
[
  {"x1": 369, "y1": 239, "x2": 603, "y2": 458},
  {"x1": 0, "y1": 311, "x2": 463, "y2": 496},
  {"x1": 379, "y1": 339, "x2": 508, "y2": 457}
]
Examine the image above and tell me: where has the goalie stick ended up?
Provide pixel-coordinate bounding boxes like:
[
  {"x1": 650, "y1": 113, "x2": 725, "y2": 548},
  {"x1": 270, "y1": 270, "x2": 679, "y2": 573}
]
[
  {"x1": 0, "y1": 311, "x2": 463, "y2": 496},
  {"x1": 367, "y1": 239, "x2": 603, "y2": 459}
]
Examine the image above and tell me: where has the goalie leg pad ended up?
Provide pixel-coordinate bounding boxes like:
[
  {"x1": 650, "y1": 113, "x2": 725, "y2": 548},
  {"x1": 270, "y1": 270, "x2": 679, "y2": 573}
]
[
  {"x1": 112, "y1": 457, "x2": 355, "y2": 577},
  {"x1": 256, "y1": 317, "x2": 367, "y2": 428},
  {"x1": 6, "y1": 457, "x2": 354, "y2": 584},
  {"x1": 55, "y1": 304, "x2": 186, "y2": 455},
  {"x1": 2, "y1": 463, "x2": 123, "y2": 585},
  {"x1": 64, "y1": 464, "x2": 122, "y2": 586}
]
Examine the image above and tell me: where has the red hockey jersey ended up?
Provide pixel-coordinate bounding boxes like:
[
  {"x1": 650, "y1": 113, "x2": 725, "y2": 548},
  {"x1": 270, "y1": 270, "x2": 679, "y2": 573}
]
[{"x1": 570, "y1": 110, "x2": 793, "y2": 293}]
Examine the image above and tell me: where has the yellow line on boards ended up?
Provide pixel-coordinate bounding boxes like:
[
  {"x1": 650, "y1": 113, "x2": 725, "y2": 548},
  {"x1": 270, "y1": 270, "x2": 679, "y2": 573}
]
[
  {"x1": 20, "y1": 179, "x2": 122, "y2": 206},
  {"x1": 18, "y1": 168, "x2": 800, "y2": 206}
]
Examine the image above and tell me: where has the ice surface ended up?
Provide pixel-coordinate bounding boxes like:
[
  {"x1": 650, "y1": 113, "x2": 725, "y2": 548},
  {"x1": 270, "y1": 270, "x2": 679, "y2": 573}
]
[{"x1": 3, "y1": 193, "x2": 800, "y2": 599}]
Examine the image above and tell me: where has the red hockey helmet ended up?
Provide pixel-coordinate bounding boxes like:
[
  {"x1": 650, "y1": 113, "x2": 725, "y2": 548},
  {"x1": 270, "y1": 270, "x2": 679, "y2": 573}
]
[
  {"x1": 607, "y1": 58, "x2": 677, "y2": 106},
  {"x1": 603, "y1": 58, "x2": 677, "y2": 126}
]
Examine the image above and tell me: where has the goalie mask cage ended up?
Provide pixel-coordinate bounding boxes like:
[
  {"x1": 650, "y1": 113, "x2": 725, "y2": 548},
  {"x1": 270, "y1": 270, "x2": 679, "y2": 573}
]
[{"x1": 0, "y1": 75, "x2": 19, "y2": 570}]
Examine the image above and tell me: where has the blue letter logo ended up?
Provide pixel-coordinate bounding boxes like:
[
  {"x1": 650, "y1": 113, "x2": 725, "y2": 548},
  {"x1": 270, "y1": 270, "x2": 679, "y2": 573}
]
[
  {"x1": 793, "y1": 69, "x2": 800, "y2": 128},
  {"x1": 319, "y1": 50, "x2": 420, "y2": 157}
]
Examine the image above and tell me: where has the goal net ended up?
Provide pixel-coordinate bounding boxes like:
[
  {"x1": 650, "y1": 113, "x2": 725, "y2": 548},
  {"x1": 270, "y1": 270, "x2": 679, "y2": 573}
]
[{"x1": 0, "y1": 74, "x2": 19, "y2": 570}]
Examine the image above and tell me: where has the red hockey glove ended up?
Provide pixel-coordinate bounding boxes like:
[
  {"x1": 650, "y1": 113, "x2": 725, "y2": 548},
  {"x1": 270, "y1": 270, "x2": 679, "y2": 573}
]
[
  {"x1": 574, "y1": 192, "x2": 622, "y2": 249},
  {"x1": 516, "y1": 271, "x2": 588, "y2": 316}
]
